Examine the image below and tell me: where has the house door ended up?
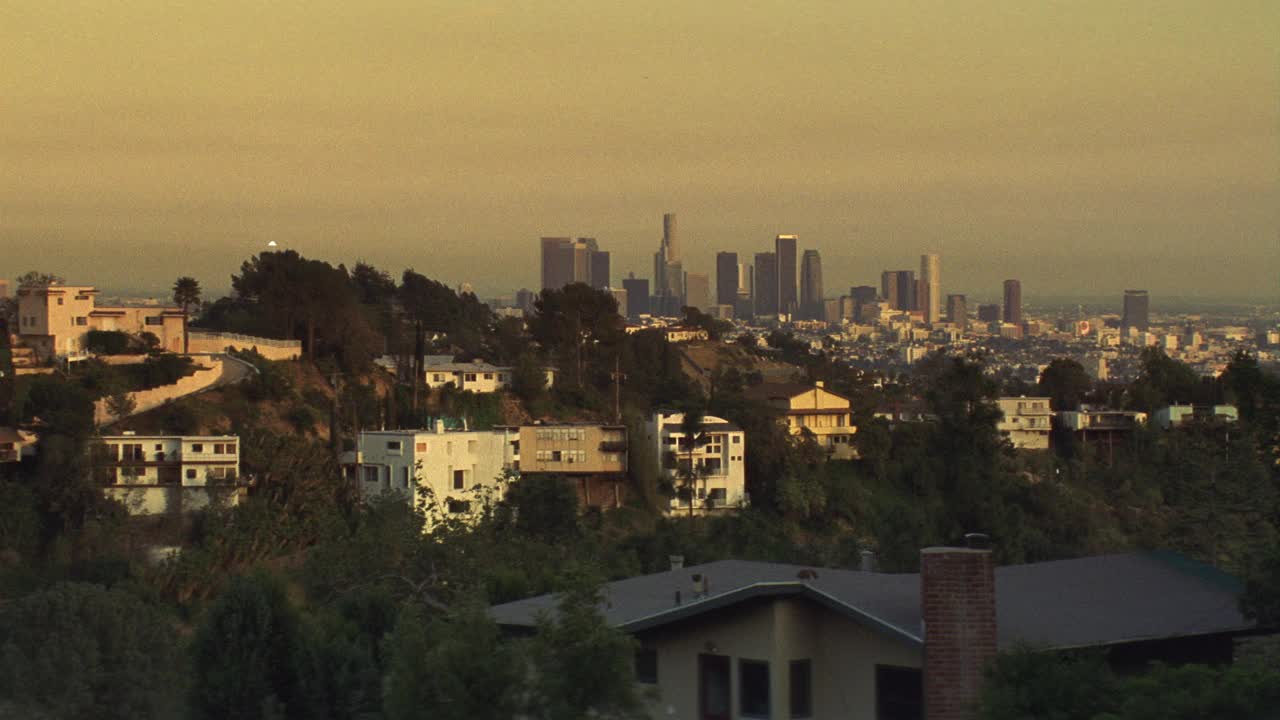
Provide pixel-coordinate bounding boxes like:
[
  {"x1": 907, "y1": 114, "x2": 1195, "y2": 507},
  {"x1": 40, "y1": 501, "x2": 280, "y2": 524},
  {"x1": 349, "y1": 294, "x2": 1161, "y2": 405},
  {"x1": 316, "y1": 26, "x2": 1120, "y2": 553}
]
[{"x1": 699, "y1": 653, "x2": 731, "y2": 720}]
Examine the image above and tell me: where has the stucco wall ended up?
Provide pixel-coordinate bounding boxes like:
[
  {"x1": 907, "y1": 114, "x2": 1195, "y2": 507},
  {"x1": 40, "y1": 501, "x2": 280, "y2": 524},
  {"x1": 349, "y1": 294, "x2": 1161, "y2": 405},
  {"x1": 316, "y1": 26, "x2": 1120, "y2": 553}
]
[
  {"x1": 186, "y1": 331, "x2": 301, "y2": 360},
  {"x1": 93, "y1": 358, "x2": 224, "y2": 423}
]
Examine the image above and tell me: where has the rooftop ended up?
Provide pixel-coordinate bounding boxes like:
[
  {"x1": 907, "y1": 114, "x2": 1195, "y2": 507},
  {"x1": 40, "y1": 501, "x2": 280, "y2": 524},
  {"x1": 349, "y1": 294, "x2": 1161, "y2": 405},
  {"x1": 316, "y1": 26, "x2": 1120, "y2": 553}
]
[{"x1": 491, "y1": 552, "x2": 1251, "y2": 650}]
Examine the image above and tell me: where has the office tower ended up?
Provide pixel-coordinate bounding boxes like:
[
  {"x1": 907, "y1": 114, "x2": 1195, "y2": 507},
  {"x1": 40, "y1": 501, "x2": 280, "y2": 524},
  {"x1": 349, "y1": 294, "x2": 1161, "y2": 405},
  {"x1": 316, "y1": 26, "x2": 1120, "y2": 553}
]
[
  {"x1": 838, "y1": 296, "x2": 855, "y2": 322},
  {"x1": 540, "y1": 237, "x2": 606, "y2": 291},
  {"x1": 736, "y1": 264, "x2": 754, "y2": 320},
  {"x1": 914, "y1": 278, "x2": 926, "y2": 313},
  {"x1": 515, "y1": 288, "x2": 536, "y2": 313},
  {"x1": 849, "y1": 285, "x2": 877, "y2": 321},
  {"x1": 610, "y1": 288, "x2": 628, "y2": 318},
  {"x1": 885, "y1": 270, "x2": 916, "y2": 312},
  {"x1": 653, "y1": 213, "x2": 684, "y2": 315},
  {"x1": 921, "y1": 253, "x2": 941, "y2": 323},
  {"x1": 799, "y1": 249, "x2": 824, "y2": 320},
  {"x1": 754, "y1": 252, "x2": 779, "y2": 317},
  {"x1": 622, "y1": 276, "x2": 650, "y2": 320},
  {"x1": 977, "y1": 304, "x2": 1001, "y2": 323},
  {"x1": 881, "y1": 271, "x2": 900, "y2": 310},
  {"x1": 823, "y1": 299, "x2": 839, "y2": 323},
  {"x1": 1002, "y1": 280, "x2": 1022, "y2": 325},
  {"x1": 775, "y1": 235, "x2": 798, "y2": 316},
  {"x1": 1122, "y1": 290, "x2": 1150, "y2": 332},
  {"x1": 590, "y1": 250, "x2": 610, "y2": 290},
  {"x1": 684, "y1": 273, "x2": 710, "y2": 312},
  {"x1": 946, "y1": 294, "x2": 968, "y2": 330},
  {"x1": 716, "y1": 252, "x2": 739, "y2": 306}
]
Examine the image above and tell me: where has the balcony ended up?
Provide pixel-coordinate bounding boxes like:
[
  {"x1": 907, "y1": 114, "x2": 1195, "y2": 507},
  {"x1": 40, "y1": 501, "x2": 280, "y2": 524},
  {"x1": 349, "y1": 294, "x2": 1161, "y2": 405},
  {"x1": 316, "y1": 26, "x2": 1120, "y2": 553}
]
[{"x1": 598, "y1": 440, "x2": 627, "y2": 453}]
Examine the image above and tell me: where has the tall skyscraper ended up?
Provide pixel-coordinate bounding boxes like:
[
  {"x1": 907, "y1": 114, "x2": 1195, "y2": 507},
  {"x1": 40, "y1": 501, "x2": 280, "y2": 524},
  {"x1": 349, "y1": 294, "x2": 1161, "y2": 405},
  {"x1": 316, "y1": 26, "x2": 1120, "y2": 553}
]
[
  {"x1": 850, "y1": 285, "x2": 877, "y2": 321},
  {"x1": 1122, "y1": 290, "x2": 1150, "y2": 332},
  {"x1": 622, "y1": 276, "x2": 650, "y2": 320},
  {"x1": 799, "y1": 249, "x2": 824, "y2": 320},
  {"x1": 881, "y1": 271, "x2": 900, "y2": 310},
  {"x1": 684, "y1": 273, "x2": 710, "y2": 312},
  {"x1": 977, "y1": 304, "x2": 1001, "y2": 323},
  {"x1": 921, "y1": 253, "x2": 941, "y2": 324},
  {"x1": 653, "y1": 213, "x2": 684, "y2": 315},
  {"x1": 946, "y1": 294, "x2": 968, "y2": 330},
  {"x1": 1002, "y1": 280, "x2": 1022, "y2": 325},
  {"x1": 541, "y1": 237, "x2": 607, "y2": 291},
  {"x1": 754, "y1": 252, "x2": 779, "y2": 317},
  {"x1": 887, "y1": 270, "x2": 916, "y2": 312},
  {"x1": 590, "y1": 250, "x2": 610, "y2": 290},
  {"x1": 715, "y1": 252, "x2": 739, "y2": 307},
  {"x1": 775, "y1": 235, "x2": 798, "y2": 317},
  {"x1": 736, "y1": 263, "x2": 754, "y2": 319}
]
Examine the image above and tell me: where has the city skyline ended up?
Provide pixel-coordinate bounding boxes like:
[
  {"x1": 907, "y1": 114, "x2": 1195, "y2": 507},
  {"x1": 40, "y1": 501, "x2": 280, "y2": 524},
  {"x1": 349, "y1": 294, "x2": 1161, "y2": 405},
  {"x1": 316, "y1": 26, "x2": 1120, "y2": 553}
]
[{"x1": 3, "y1": 3, "x2": 1275, "y2": 300}]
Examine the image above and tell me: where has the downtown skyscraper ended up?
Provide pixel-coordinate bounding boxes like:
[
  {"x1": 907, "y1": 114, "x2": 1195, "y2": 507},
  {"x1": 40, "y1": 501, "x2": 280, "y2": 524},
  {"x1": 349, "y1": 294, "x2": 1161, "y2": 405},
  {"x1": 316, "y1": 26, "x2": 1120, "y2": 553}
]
[
  {"x1": 652, "y1": 213, "x2": 684, "y2": 315},
  {"x1": 775, "y1": 234, "x2": 798, "y2": 317},
  {"x1": 920, "y1": 253, "x2": 940, "y2": 324},
  {"x1": 799, "y1": 249, "x2": 824, "y2": 320},
  {"x1": 541, "y1": 237, "x2": 609, "y2": 291},
  {"x1": 716, "y1": 251, "x2": 739, "y2": 307},
  {"x1": 1122, "y1": 289, "x2": 1150, "y2": 332},
  {"x1": 1003, "y1": 279, "x2": 1022, "y2": 326},
  {"x1": 754, "y1": 251, "x2": 779, "y2": 317}
]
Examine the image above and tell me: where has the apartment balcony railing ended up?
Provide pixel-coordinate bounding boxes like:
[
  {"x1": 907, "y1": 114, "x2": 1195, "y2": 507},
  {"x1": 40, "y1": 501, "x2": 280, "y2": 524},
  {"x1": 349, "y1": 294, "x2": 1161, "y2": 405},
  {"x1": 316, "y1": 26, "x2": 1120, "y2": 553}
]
[{"x1": 598, "y1": 441, "x2": 627, "y2": 453}]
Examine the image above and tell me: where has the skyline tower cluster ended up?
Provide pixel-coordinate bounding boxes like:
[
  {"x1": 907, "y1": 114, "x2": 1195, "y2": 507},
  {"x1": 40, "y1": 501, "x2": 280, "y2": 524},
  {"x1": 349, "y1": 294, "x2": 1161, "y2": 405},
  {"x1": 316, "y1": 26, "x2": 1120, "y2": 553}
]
[{"x1": 535, "y1": 214, "x2": 1153, "y2": 333}]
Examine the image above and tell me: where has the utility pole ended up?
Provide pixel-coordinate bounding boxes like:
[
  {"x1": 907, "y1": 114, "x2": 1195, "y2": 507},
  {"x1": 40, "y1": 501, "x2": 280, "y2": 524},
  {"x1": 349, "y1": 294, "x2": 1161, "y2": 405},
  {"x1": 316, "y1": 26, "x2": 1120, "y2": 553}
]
[{"x1": 611, "y1": 354, "x2": 625, "y2": 422}]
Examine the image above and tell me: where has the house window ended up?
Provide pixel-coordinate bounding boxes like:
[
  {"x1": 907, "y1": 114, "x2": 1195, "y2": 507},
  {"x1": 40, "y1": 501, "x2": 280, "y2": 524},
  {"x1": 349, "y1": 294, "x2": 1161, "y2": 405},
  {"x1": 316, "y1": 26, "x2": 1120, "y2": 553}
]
[
  {"x1": 363, "y1": 466, "x2": 379, "y2": 484},
  {"x1": 790, "y1": 660, "x2": 812, "y2": 718},
  {"x1": 465, "y1": 373, "x2": 477, "y2": 382},
  {"x1": 453, "y1": 469, "x2": 466, "y2": 490},
  {"x1": 186, "y1": 469, "x2": 197, "y2": 480},
  {"x1": 387, "y1": 440, "x2": 402, "y2": 452},
  {"x1": 740, "y1": 660, "x2": 770, "y2": 718},
  {"x1": 192, "y1": 444, "x2": 203, "y2": 453},
  {"x1": 447, "y1": 499, "x2": 471, "y2": 514},
  {"x1": 484, "y1": 373, "x2": 493, "y2": 380},
  {"x1": 416, "y1": 442, "x2": 427, "y2": 452},
  {"x1": 708, "y1": 488, "x2": 727, "y2": 507},
  {"x1": 144, "y1": 316, "x2": 163, "y2": 326},
  {"x1": 732, "y1": 436, "x2": 741, "y2": 443},
  {"x1": 551, "y1": 450, "x2": 562, "y2": 462},
  {"x1": 875, "y1": 665, "x2": 923, "y2": 720},
  {"x1": 57, "y1": 298, "x2": 63, "y2": 305},
  {"x1": 74, "y1": 317, "x2": 88, "y2": 326},
  {"x1": 400, "y1": 466, "x2": 411, "y2": 489},
  {"x1": 635, "y1": 649, "x2": 658, "y2": 684}
]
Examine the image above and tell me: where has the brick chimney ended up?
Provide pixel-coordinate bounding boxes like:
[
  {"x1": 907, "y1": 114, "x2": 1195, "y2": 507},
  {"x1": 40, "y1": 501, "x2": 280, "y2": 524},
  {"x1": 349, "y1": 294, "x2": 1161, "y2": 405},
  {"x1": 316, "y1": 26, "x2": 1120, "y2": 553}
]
[{"x1": 920, "y1": 547, "x2": 997, "y2": 720}]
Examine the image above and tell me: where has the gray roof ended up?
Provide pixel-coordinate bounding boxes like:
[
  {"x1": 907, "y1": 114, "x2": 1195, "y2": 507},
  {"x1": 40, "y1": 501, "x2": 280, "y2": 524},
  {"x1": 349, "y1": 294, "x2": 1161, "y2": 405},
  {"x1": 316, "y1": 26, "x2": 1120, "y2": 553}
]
[{"x1": 490, "y1": 553, "x2": 1251, "y2": 651}]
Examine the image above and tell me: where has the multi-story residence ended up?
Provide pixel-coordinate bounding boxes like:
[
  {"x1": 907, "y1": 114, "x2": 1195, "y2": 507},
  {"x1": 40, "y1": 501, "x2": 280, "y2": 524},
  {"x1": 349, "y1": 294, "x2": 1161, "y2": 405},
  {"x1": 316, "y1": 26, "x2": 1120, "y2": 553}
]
[
  {"x1": 505, "y1": 423, "x2": 629, "y2": 509},
  {"x1": 995, "y1": 397, "x2": 1053, "y2": 449},
  {"x1": 94, "y1": 434, "x2": 241, "y2": 514},
  {"x1": 743, "y1": 381, "x2": 856, "y2": 459},
  {"x1": 647, "y1": 412, "x2": 747, "y2": 514},
  {"x1": 0, "y1": 427, "x2": 37, "y2": 463},
  {"x1": 16, "y1": 283, "x2": 186, "y2": 360},
  {"x1": 341, "y1": 423, "x2": 519, "y2": 524},
  {"x1": 1153, "y1": 404, "x2": 1238, "y2": 429},
  {"x1": 418, "y1": 357, "x2": 555, "y2": 393}
]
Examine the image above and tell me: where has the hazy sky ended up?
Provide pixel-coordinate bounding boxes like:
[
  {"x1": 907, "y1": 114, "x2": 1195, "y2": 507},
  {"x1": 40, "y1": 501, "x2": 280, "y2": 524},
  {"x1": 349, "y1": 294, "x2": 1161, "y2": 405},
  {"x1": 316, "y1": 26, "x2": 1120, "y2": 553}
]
[{"x1": 3, "y1": 1, "x2": 1277, "y2": 301}]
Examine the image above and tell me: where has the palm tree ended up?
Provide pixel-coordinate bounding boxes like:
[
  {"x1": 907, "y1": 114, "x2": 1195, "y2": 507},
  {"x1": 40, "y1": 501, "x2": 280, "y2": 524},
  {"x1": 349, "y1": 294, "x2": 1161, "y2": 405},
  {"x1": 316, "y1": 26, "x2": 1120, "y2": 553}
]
[
  {"x1": 678, "y1": 407, "x2": 711, "y2": 517},
  {"x1": 172, "y1": 276, "x2": 201, "y2": 354}
]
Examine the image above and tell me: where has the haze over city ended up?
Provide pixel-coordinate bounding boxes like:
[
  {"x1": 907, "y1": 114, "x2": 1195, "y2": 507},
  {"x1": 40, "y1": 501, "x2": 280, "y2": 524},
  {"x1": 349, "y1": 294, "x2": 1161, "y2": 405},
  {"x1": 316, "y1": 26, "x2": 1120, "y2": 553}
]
[{"x1": 3, "y1": 1, "x2": 1277, "y2": 299}]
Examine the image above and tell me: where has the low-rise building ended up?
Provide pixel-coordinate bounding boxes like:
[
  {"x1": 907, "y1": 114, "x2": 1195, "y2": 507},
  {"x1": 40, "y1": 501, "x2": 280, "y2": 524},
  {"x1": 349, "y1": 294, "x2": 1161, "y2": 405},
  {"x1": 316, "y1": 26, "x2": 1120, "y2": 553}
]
[
  {"x1": 94, "y1": 434, "x2": 242, "y2": 514},
  {"x1": 341, "y1": 423, "x2": 518, "y2": 524},
  {"x1": 996, "y1": 396, "x2": 1053, "y2": 449},
  {"x1": 493, "y1": 550, "x2": 1255, "y2": 720},
  {"x1": 16, "y1": 283, "x2": 186, "y2": 360},
  {"x1": 1154, "y1": 404, "x2": 1239, "y2": 429},
  {"x1": 506, "y1": 423, "x2": 629, "y2": 509},
  {"x1": 0, "y1": 427, "x2": 37, "y2": 463},
  {"x1": 647, "y1": 412, "x2": 747, "y2": 514},
  {"x1": 417, "y1": 358, "x2": 555, "y2": 393},
  {"x1": 743, "y1": 381, "x2": 857, "y2": 459}
]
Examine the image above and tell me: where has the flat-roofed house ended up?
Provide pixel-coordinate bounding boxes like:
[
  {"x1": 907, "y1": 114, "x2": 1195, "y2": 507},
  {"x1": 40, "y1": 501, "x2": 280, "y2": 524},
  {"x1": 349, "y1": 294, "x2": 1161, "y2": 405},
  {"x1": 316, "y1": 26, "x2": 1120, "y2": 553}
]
[
  {"x1": 95, "y1": 434, "x2": 242, "y2": 514},
  {"x1": 506, "y1": 423, "x2": 629, "y2": 509},
  {"x1": 16, "y1": 282, "x2": 185, "y2": 360}
]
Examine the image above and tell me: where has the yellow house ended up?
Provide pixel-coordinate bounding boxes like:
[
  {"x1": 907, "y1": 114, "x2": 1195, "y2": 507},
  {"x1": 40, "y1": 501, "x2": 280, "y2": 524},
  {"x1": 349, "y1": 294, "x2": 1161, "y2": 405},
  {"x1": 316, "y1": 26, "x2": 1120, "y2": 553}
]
[
  {"x1": 745, "y1": 381, "x2": 857, "y2": 459},
  {"x1": 16, "y1": 282, "x2": 186, "y2": 359}
]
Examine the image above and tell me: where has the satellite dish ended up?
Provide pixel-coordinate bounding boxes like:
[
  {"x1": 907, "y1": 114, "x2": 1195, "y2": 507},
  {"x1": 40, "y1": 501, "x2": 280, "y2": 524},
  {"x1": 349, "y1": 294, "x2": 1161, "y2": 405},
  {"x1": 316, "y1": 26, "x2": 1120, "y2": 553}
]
[{"x1": 267, "y1": 240, "x2": 278, "y2": 247}]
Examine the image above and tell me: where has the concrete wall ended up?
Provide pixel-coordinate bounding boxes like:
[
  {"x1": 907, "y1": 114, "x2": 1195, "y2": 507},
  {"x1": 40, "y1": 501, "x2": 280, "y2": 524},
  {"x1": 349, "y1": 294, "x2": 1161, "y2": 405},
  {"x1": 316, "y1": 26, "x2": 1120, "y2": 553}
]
[
  {"x1": 94, "y1": 358, "x2": 225, "y2": 424},
  {"x1": 638, "y1": 596, "x2": 922, "y2": 720},
  {"x1": 186, "y1": 331, "x2": 301, "y2": 360}
]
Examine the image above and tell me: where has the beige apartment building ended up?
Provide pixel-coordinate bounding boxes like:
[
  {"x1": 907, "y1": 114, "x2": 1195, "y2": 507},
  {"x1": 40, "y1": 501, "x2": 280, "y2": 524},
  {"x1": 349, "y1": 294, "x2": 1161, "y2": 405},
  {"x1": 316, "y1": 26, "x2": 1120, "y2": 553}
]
[
  {"x1": 745, "y1": 381, "x2": 857, "y2": 459},
  {"x1": 996, "y1": 396, "x2": 1053, "y2": 449},
  {"x1": 94, "y1": 434, "x2": 242, "y2": 515},
  {"x1": 16, "y1": 283, "x2": 185, "y2": 359},
  {"x1": 509, "y1": 423, "x2": 628, "y2": 509}
]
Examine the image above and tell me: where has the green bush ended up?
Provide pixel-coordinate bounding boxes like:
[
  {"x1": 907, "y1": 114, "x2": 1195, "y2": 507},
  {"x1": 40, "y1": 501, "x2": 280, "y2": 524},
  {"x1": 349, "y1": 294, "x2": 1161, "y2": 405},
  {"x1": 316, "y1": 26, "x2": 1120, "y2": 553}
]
[{"x1": 85, "y1": 330, "x2": 134, "y2": 355}]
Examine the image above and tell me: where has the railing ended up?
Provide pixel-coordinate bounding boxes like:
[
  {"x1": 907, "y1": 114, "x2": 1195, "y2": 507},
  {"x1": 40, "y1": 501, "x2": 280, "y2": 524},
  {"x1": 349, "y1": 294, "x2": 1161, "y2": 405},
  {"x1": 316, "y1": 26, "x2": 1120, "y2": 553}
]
[
  {"x1": 187, "y1": 330, "x2": 301, "y2": 350},
  {"x1": 598, "y1": 441, "x2": 627, "y2": 453}
]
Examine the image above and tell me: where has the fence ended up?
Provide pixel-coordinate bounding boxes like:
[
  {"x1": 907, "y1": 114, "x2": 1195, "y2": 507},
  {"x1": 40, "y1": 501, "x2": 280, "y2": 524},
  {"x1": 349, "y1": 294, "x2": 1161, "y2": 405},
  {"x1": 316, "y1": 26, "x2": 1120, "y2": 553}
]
[{"x1": 186, "y1": 331, "x2": 301, "y2": 361}]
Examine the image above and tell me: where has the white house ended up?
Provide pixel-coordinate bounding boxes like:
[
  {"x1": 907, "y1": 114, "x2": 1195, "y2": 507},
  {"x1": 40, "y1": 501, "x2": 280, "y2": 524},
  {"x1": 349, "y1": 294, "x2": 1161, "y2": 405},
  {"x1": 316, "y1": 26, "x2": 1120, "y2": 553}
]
[
  {"x1": 996, "y1": 397, "x2": 1054, "y2": 449},
  {"x1": 379, "y1": 356, "x2": 555, "y2": 393},
  {"x1": 341, "y1": 422, "x2": 518, "y2": 524},
  {"x1": 647, "y1": 412, "x2": 747, "y2": 514},
  {"x1": 95, "y1": 434, "x2": 242, "y2": 514}
]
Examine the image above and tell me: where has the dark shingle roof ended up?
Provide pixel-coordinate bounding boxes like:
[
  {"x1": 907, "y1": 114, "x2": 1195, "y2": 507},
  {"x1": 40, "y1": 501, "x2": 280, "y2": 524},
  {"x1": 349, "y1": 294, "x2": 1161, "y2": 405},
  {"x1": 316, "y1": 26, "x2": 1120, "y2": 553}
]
[{"x1": 490, "y1": 553, "x2": 1251, "y2": 650}]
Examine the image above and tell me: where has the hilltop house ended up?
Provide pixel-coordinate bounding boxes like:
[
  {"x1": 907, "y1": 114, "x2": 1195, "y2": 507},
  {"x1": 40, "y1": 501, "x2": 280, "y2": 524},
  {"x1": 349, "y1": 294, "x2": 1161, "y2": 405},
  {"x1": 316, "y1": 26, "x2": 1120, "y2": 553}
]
[
  {"x1": 16, "y1": 283, "x2": 185, "y2": 360},
  {"x1": 503, "y1": 422, "x2": 630, "y2": 510},
  {"x1": 647, "y1": 412, "x2": 747, "y2": 514},
  {"x1": 995, "y1": 397, "x2": 1054, "y2": 449},
  {"x1": 744, "y1": 381, "x2": 857, "y2": 459},
  {"x1": 94, "y1": 434, "x2": 242, "y2": 514},
  {"x1": 493, "y1": 549, "x2": 1257, "y2": 720}
]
